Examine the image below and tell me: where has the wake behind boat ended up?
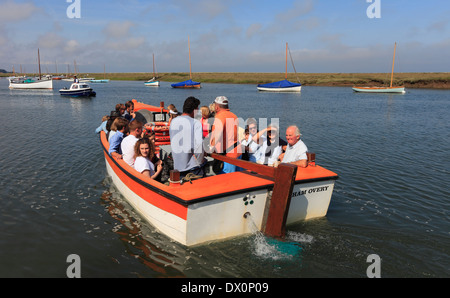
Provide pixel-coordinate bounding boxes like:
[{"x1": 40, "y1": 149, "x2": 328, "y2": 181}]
[
  {"x1": 100, "y1": 100, "x2": 338, "y2": 246},
  {"x1": 59, "y1": 82, "x2": 96, "y2": 97}
]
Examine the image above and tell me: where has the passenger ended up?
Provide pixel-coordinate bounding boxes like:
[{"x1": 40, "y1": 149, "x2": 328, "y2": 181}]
[
  {"x1": 240, "y1": 128, "x2": 250, "y2": 161},
  {"x1": 121, "y1": 120, "x2": 144, "y2": 167},
  {"x1": 200, "y1": 106, "x2": 210, "y2": 138},
  {"x1": 209, "y1": 102, "x2": 216, "y2": 118},
  {"x1": 95, "y1": 115, "x2": 109, "y2": 134},
  {"x1": 256, "y1": 124, "x2": 287, "y2": 167},
  {"x1": 281, "y1": 125, "x2": 308, "y2": 168},
  {"x1": 169, "y1": 96, "x2": 205, "y2": 179},
  {"x1": 106, "y1": 111, "x2": 120, "y2": 134},
  {"x1": 168, "y1": 108, "x2": 179, "y2": 125},
  {"x1": 108, "y1": 117, "x2": 129, "y2": 160},
  {"x1": 209, "y1": 96, "x2": 240, "y2": 174},
  {"x1": 115, "y1": 103, "x2": 125, "y2": 115},
  {"x1": 73, "y1": 75, "x2": 79, "y2": 83},
  {"x1": 123, "y1": 101, "x2": 135, "y2": 121},
  {"x1": 133, "y1": 138, "x2": 163, "y2": 180},
  {"x1": 242, "y1": 118, "x2": 265, "y2": 163}
]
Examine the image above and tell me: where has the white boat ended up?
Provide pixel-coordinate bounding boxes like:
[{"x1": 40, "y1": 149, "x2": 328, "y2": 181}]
[
  {"x1": 353, "y1": 42, "x2": 405, "y2": 94},
  {"x1": 145, "y1": 54, "x2": 160, "y2": 86},
  {"x1": 100, "y1": 100, "x2": 339, "y2": 246},
  {"x1": 257, "y1": 43, "x2": 302, "y2": 92},
  {"x1": 352, "y1": 86, "x2": 405, "y2": 93},
  {"x1": 9, "y1": 77, "x2": 53, "y2": 89},
  {"x1": 9, "y1": 49, "x2": 53, "y2": 89},
  {"x1": 59, "y1": 82, "x2": 96, "y2": 97},
  {"x1": 145, "y1": 78, "x2": 160, "y2": 87}
]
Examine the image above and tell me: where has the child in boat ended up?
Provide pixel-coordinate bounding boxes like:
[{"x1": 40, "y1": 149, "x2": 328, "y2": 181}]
[
  {"x1": 200, "y1": 106, "x2": 210, "y2": 138},
  {"x1": 133, "y1": 138, "x2": 162, "y2": 180}
]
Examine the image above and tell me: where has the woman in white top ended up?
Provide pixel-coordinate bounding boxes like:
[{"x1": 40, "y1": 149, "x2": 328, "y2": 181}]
[{"x1": 133, "y1": 138, "x2": 162, "y2": 179}]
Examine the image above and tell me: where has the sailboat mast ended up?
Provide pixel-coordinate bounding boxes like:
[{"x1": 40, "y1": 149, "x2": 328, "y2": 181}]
[
  {"x1": 38, "y1": 48, "x2": 41, "y2": 80},
  {"x1": 285, "y1": 42, "x2": 288, "y2": 79},
  {"x1": 153, "y1": 54, "x2": 155, "y2": 77},
  {"x1": 188, "y1": 36, "x2": 192, "y2": 79},
  {"x1": 390, "y1": 42, "x2": 397, "y2": 88}
]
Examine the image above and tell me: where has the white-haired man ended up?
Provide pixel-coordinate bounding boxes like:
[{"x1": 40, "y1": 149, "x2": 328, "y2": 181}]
[{"x1": 281, "y1": 125, "x2": 308, "y2": 168}]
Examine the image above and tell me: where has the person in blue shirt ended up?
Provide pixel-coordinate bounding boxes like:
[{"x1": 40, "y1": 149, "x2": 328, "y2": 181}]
[
  {"x1": 108, "y1": 117, "x2": 129, "y2": 160},
  {"x1": 95, "y1": 115, "x2": 109, "y2": 134}
]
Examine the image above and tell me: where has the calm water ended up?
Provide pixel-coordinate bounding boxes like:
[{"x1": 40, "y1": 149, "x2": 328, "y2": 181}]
[{"x1": 0, "y1": 79, "x2": 448, "y2": 278}]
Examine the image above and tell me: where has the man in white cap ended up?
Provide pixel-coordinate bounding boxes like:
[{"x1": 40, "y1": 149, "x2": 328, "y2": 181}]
[{"x1": 210, "y1": 96, "x2": 240, "y2": 173}]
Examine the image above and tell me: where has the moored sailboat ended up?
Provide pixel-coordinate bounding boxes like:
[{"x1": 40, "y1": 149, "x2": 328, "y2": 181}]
[
  {"x1": 257, "y1": 43, "x2": 301, "y2": 92},
  {"x1": 9, "y1": 49, "x2": 53, "y2": 90},
  {"x1": 352, "y1": 42, "x2": 405, "y2": 93},
  {"x1": 145, "y1": 54, "x2": 160, "y2": 86},
  {"x1": 172, "y1": 36, "x2": 201, "y2": 89}
]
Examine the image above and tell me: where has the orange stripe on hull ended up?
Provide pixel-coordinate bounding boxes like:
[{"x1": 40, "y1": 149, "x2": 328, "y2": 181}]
[{"x1": 101, "y1": 133, "x2": 188, "y2": 220}]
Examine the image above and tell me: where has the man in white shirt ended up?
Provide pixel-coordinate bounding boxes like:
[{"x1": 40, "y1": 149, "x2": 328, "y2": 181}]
[
  {"x1": 281, "y1": 125, "x2": 308, "y2": 168},
  {"x1": 121, "y1": 120, "x2": 143, "y2": 167}
]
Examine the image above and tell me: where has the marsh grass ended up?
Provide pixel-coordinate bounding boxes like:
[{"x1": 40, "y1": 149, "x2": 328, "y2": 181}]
[{"x1": 2, "y1": 72, "x2": 449, "y2": 88}]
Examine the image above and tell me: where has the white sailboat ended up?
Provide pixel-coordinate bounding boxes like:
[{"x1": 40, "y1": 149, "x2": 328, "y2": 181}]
[
  {"x1": 145, "y1": 54, "x2": 160, "y2": 86},
  {"x1": 352, "y1": 42, "x2": 405, "y2": 94},
  {"x1": 9, "y1": 49, "x2": 53, "y2": 89}
]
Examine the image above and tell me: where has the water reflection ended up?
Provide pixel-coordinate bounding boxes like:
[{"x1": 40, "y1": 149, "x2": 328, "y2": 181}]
[{"x1": 100, "y1": 188, "x2": 185, "y2": 277}]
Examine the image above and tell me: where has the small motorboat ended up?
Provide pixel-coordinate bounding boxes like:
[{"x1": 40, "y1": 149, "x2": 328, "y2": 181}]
[{"x1": 59, "y1": 83, "x2": 96, "y2": 97}]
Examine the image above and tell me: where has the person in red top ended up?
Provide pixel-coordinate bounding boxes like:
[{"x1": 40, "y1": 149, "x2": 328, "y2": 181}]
[
  {"x1": 209, "y1": 96, "x2": 241, "y2": 173},
  {"x1": 200, "y1": 106, "x2": 211, "y2": 138}
]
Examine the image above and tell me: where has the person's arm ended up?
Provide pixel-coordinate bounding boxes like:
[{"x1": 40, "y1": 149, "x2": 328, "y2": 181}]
[
  {"x1": 289, "y1": 159, "x2": 308, "y2": 168},
  {"x1": 151, "y1": 160, "x2": 163, "y2": 179},
  {"x1": 251, "y1": 127, "x2": 268, "y2": 144},
  {"x1": 110, "y1": 151, "x2": 122, "y2": 160}
]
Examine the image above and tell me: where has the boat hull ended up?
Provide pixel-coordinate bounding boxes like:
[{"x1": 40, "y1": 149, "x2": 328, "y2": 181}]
[
  {"x1": 257, "y1": 86, "x2": 302, "y2": 92},
  {"x1": 144, "y1": 81, "x2": 160, "y2": 86},
  {"x1": 171, "y1": 84, "x2": 201, "y2": 89},
  {"x1": 8, "y1": 79, "x2": 53, "y2": 89},
  {"x1": 59, "y1": 89, "x2": 96, "y2": 97},
  {"x1": 100, "y1": 124, "x2": 338, "y2": 246},
  {"x1": 352, "y1": 86, "x2": 405, "y2": 93},
  {"x1": 90, "y1": 79, "x2": 110, "y2": 83}
]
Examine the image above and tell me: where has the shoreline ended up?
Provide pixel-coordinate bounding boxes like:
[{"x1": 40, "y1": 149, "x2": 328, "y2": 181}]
[{"x1": 2, "y1": 72, "x2": 449, "y2": 89}]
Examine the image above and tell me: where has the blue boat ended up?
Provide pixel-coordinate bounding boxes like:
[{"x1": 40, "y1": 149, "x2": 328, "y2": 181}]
[
  {"x1": 171, "y1": 36, "x2": 201, "y2": 89},
  {"x1": 59, "y1": 83, "x2": 96, "y2": 97},
  {"x1": 257, "y1": 79, "x2": 301, "y2": 92},
  {"x1": 257, "y1": 42, "x2": 302, "y2": 92},
  {"x1": 171, "y1": 79, "x2": 201, "y2": 89}
]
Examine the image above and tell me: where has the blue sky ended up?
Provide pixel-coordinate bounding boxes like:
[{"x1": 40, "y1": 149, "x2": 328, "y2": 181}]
[{"x1": 1, "y1": 0, "x2": 449, "y2": 74}]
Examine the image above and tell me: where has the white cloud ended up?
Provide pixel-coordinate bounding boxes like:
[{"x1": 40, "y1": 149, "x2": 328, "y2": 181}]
[
  {"x1": 0, "y1": 0, "x2": 41, "y2": 23},
  {"x1": 102, "y1": 21, "x2": 135, "y2": 39}
]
